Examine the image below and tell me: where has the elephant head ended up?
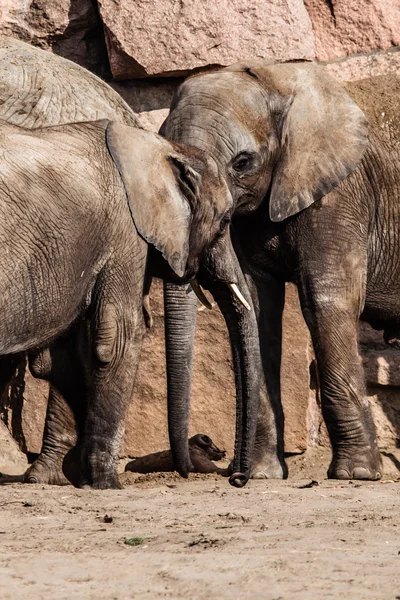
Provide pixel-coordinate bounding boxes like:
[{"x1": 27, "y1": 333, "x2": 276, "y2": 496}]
[
  {"x1": 160, "y1": 61, "x2": 368, "y2": 486},
  {"x1": 161, "y1": 61, "x2": 368, "y2": 221},
  {"x1": 106, "y1": 122, "x2": 233, "y2": 279}
]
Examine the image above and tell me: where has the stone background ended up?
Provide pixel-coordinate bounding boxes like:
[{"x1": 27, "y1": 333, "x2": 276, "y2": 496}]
[{"x1": 0, "y1": 0, "x2": 399, "y2": 466}]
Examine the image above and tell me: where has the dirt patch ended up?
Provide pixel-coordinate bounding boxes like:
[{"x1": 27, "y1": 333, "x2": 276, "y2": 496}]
[{"x1": 0, "y1": 448, "x2": 399, "y2": 600}]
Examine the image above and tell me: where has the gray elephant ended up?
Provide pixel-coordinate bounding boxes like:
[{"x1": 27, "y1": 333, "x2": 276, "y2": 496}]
[
  {"x1": 0, "y1": 36, "x2": 140, "y2": 485},
  {"x1": 0, "y1": 37, "x2": 140, "y2": 129},
  {"x1": 0, "y1": 116, "x2": 234, "y2": 488},
  {"x1": 0, "y1": 39, "x2": 260, "y2": 489},
  {"x1": 161, "y1": 62, "x2": 400, "y2": 483}
]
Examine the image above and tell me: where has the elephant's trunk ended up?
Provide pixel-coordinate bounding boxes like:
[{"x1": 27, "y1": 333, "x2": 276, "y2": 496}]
[
  {"x1": 163, "y1": 281, "x2": 198, "y2": 477},
  {"x1": 164, "y1": 232, "x2": 260, "y2": 487},
  {"x1": 208, "y1": 274, "x2": 260, "y2": 487}
]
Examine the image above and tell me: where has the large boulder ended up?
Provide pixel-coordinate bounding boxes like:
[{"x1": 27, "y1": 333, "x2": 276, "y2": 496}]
[
  {"x1": 97, "y1": 0, "x2": 315, "y2": 79},
  {"x1": 305, "y1": 0, "x2": 400, "y2": 81},
  {"x1": 304, "y1": 0, "x2": 400, "y2": 62}
]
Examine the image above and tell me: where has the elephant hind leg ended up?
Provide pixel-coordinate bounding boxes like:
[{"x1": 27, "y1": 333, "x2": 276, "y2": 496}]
[
  {"x1": 24, "y1": 335, "x2": 85, "y2": 486},
  {"x1": 23, "y1": 385, "x2": 77, "y2": 486},
  {"x1": 0, "y1": 348, "x2": 80, "y2": 486}
]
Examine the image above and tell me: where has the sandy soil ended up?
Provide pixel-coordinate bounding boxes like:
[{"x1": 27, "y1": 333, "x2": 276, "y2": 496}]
[{"x1": 0, "y1": 448, "x2": 399, "y2": 600}]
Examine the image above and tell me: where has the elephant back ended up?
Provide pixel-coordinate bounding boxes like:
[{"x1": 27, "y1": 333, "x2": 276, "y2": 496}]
[{"x1": 0, "y1": 37, "x2": 140, "y2": 129}]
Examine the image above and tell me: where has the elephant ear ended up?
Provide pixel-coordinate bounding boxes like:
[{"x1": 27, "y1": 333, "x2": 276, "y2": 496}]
[
  {"x1": 106, "y1": 122, "x2": 199, "y2": 277},
  {"x1": 240, "y1": 62, "x2": 369, "y2": 222}
]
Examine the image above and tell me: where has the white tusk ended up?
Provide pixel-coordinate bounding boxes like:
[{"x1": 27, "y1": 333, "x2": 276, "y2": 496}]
[
  {"x1": 191, "y1": 280, "x2": 213, "y2": 310},
  {"x1": 228, "y1": 283, "x2": 251, "y2": 311}
]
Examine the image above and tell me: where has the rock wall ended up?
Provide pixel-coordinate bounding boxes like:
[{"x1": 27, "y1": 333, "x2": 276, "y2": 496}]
[{"x1": 0, "y1": 0, "x2": 400, "y2": 463}]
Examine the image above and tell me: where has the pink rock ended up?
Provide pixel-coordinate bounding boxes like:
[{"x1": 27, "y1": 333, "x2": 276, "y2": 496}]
[
  {"x1": 20, "y1": 367, "x2": 48, "y2": 455},
  {"x1": 0, "y1": 420, "x2": 28, "y2": 475},
  {"x1": 281, "y1": 284, "x2": 314, "y2": 453},
  {"x1": 368, "y1": 387, "x2": 400, "y2": 450},
  {"x1": 98, "y1": 0, "x2": 315, "y2": 79},
  {"x1": 326, "y1": 49, "x2": 400, "y2": 82},
  {"x1": 363, "y1": 351, "x2": 400, "y2": 387},
  {"x1": 304, "y1": 0, "x2": 400, "y2": 62}
]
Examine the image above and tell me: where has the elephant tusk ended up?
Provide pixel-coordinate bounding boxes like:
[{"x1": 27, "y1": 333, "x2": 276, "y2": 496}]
[
  {"x1": 228, "y1": 283, "x2": 251, "y2": 311},
  {"x1": 191, "y1": 280, "x2": 213, "y2": 310}
]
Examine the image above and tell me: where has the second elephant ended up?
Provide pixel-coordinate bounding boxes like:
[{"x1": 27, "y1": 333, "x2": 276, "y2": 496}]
[
  {"x1": 0, "y1": 118, "x2": 234, "y2": 488},
  {"x1": 0, "y1": 36, "x2": 140, "y2": 485}
]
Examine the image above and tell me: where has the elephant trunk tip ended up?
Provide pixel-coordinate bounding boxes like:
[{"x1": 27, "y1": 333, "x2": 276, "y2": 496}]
[
  {"x1": 229, "y1": 472, "x2": 249, "y2": 488},
  {"x1": 174, "y1": 457, "x2": 194, "y2": 479}
]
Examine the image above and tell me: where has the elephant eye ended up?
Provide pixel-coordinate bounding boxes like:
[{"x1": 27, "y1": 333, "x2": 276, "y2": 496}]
[
  {"x1": 219, "y1": 213, "x2": 231, "y2": 235},
  {"x1": 231, "y1": 152, "x2": 257, "y2": 174}
]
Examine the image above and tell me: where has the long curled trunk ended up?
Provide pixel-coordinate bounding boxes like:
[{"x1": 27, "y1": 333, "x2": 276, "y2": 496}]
[
  {"x1": 164, "y1": 237, "x2": 261, "y2": 487},
  {"x1": 209, "y1": 276, "x2": 260, "y2": 486}
]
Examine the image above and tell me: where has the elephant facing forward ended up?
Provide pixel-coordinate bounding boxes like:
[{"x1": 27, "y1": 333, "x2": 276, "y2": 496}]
[
  {"x1": 161, "y1": 64, "x2": 400, "y2": 483},
  {"x1": 0, "y1": 118, "x2": 234, "y2": 488}
]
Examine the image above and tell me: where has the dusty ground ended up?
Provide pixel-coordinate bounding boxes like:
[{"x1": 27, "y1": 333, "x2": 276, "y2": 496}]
[{"x1": 0, "y1": 448, "x2": 399, "y2": 600}]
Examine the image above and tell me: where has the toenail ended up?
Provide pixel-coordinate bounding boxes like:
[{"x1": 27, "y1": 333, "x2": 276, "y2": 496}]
[
  {"x1": 352, "y1": 467, "x2": 371, "y2": 479},
  {"x1": 334, "y1": 469, "x2": 351, "y2": 480},
  {"x1": 251, "y1": 471, "x2": 268, "y2": 479}
]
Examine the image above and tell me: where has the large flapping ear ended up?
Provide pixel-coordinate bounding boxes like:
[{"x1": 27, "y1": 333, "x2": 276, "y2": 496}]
[
  {"x1": 106, "y1": 122, "x2": 199, "y2": 277},
  {"x1": 230, "y1": 62, "x2": 369, "y2": 222}
]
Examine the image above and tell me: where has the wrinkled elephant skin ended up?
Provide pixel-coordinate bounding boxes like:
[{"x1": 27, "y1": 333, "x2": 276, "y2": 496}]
[
  {"x1": 161, "y1": 63, "x2": 400, "y2": 482},
  {"x1": 0, "y1": 37, "x2": 140, "y2": 487}
]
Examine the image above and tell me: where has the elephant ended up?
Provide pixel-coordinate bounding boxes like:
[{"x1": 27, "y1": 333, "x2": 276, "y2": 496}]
[
  {"x1": 0, "y1": 116, "x2": 235, "y2": 488},
  {"x1": 0, "y1": 38, "x2": 261, "y2": 489},
  {"x1": 0, "y1": 37, "x2": 140, "y2": 129},
  {"x1": 0, "y1": 36, "x2": 139, "y2": 486},
  {"x1": 160, "y1": 61, "x2": 400, "y2": 483}
]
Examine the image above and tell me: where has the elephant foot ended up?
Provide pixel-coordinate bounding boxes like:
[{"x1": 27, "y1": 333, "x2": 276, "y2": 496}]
[
  {"x1": 23, "y1": 455, "x2": 69, "y2": 486},
  {"x1": 328, "y1": 449, "x2": 382, "y2": 480},
  {"x1": 0, "y1": 453, "x2": 70, "y2": 486},
  {"x1": 250, "y1": 450, "x2": 288, "y2": 480},
  {"x1": 63, "y1": 446, "x2": 122, "y2": 489},
  {"x1": 227, "y1": 453, "x2": 287, "y2": 480}
]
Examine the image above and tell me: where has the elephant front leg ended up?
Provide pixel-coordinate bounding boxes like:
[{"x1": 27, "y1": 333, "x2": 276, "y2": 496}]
[
  {"x1": 75, "y1": 303, "x2": 144, "y2": 490},
  {"x1": 301, "y1": 297, "x2": 382, "y2": 480},
  {"x1": 246, "y1": 274, "x2": 287, "y2": 479}
]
